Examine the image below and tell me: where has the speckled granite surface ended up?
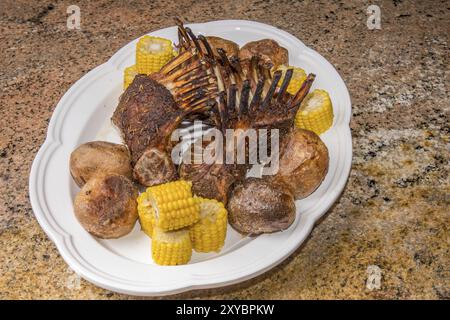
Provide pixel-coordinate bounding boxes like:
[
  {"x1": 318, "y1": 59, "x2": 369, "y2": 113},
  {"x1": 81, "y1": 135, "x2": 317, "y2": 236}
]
[{"x1": 0, "y1": 0, "x2": 448, "y2": 299}]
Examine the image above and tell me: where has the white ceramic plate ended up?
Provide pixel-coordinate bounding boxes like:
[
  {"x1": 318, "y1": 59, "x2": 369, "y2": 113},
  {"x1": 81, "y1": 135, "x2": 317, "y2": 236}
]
[{"x1": 29, "y1": 20, "x2": 352, "y2": 296}]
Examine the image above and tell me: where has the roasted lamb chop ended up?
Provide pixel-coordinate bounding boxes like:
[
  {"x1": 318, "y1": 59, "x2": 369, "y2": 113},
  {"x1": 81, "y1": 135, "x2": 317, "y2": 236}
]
[
  {"x1": 179, "y1": 40, "x2": 316, "y2": 204},
  {"x1": 112, "y1": 26, "x2": 220, "y2": 186},
  {"x1": 175, "y1": 19, "x2": 239, "y2": 60},
  {"x1": 178, "y1": 38, "x2": 329, "y2": 235}
]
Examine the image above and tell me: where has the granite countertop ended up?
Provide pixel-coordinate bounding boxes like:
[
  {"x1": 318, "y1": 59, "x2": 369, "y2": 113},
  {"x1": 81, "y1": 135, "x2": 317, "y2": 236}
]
[{"x1": 0, "y1": 0, "x2": 448, "y2": 299}]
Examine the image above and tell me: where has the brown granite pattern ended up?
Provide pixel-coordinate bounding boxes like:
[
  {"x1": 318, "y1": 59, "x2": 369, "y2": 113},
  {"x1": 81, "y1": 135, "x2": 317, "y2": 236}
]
[{"x1": 0, "y1": 0, "x2": 448, "y2": 299}]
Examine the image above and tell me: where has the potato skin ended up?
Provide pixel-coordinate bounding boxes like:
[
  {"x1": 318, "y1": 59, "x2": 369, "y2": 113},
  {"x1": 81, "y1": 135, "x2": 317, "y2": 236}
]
[
  {"x1": 228, "y1": 178, "x2": 296, "y2": 235},
  {"x1": 70, "y1": 141, "x2": 132, "y2": 187},
  {"x1": 74, "y1": 174, "x2": 138, "y2": 239},
  {"x1": 239, "y1": 39, "x2": 288, "y2": 69},
  {"x1": 274, "y1": 128, "x2": 329, "y2": 199},
  {"x1": 205, "y1": 36, "x2": 239, "y2": 59}
]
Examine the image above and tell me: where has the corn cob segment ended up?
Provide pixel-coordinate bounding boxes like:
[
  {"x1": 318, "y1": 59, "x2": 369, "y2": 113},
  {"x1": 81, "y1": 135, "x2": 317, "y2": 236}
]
[
  {"x1": 275, "y1": 65, "x2": 307, "y2": 95},
  {"x1": 190, "y1": 198, "x2": 227, "y2": 253},
  {"x1": 152, "y1": 227, "x2": 192, "y2": 265},
  {"x1": 136, "y1": 36, "x2": 174, "y2": 74},
  {"x1": 295, "y1": 89, "x2": 334, "y2": 135},
  {"x1": 123, "y1": 65, "x2": 138, "y2": 90},
  {"x1": 137, "y1": 192, "x2": 154, "y2": 237},
  {"x1": 144, "y1": 180, "x2": 200, "y2": 232}
]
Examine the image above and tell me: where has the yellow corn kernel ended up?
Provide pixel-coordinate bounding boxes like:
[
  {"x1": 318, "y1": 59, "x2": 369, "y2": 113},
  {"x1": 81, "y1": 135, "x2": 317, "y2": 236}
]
[
  {"x1": 136, "y1": 36, "x2": 174, "y2": 74},
  {"x1": 275, "y1": 65, "x2": 307, "y2": 95},
  {"x1": 152, "y1": 227, "x2": 192, "y2": 265},
  {"x1": 295, "y1": 89, "x2": 334, "y2": 135},
  {"x1": 123, "y1": 65, "x2": 138, "y2": 90},
  {"x1": 137, "y1": 192, "x2": 154, "y2": 237},
  {"x1": 190, "y1": 198, "x2": 227, "y2": 253},
  {"x1": 144, "y1": 180, "x2": 199, "y2": 232}
]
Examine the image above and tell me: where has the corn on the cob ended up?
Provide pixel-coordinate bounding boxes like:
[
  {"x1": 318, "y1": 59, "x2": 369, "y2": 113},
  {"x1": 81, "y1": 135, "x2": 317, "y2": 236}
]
[
  {"x1": 295, "y1": 89, "x2": 334, "y2": 135},
  {"x1": 152, "y1": 227, "x2": 192, "y2": 265},
  {"x1": 136, "y1": 36, "x2": 174, "y2": 74},
  {"x1": 123, "y1": 65, "x2": 138, "y2": 90},
  {"x1": 144, "y1": 180, "x2": 200, "y2": 232},
  {"x1": 137, "y1": 192, "x2": 154, "y2": 237},
  {"x1": 275, "y1": 65, "x2": 307, "y2": 95},
  {"x1": 190, "y1": 198, "x2": 227, "y2": 253}
]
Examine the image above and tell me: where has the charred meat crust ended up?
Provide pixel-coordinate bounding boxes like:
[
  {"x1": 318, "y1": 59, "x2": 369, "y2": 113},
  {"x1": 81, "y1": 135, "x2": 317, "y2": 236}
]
[
  {"x1": 178, "y1": 140, "x2": 243, "y2": 204},
  {"x1": 179, "y1": 161, "x2": 236, "y2": 204},
  {"x1": 112, "y1": 74, "x2": 179, "y2": 165},
  {"x1": 253, "y1": 101, "x2": 296, "y2": 131},
  {"x1": 133, "y1": 147, "x2": 178, "y2": 186}
]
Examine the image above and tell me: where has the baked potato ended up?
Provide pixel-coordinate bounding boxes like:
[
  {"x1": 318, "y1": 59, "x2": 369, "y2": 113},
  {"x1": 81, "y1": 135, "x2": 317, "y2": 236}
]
[
  {"x1": 239, "y1": 39, "x2": 288, "y2": 69},
  {"x1": 74, "y1": 174, "x2": 138, "y2": 238},
  {"x1": 274, "y1": 128, "x2": 329, "y2": 199},
  {"x1": 227, "y1": 178, "x2": 296, "y2": 235},
  {"x1": 204, "y1": 36, "x2": 239, "y2": 59},
  {"x1": 70, "y1": 141, "x2": 132, "y2": 187}
]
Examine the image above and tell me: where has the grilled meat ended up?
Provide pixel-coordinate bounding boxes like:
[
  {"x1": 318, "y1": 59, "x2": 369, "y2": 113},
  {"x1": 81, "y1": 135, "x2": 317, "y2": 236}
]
[
  {"x1": 112, "y1": 31, "x2": 219, "y2": 186},
  {"x1": 179, "y1": 38, "x2": 315, "y2": 205}
]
